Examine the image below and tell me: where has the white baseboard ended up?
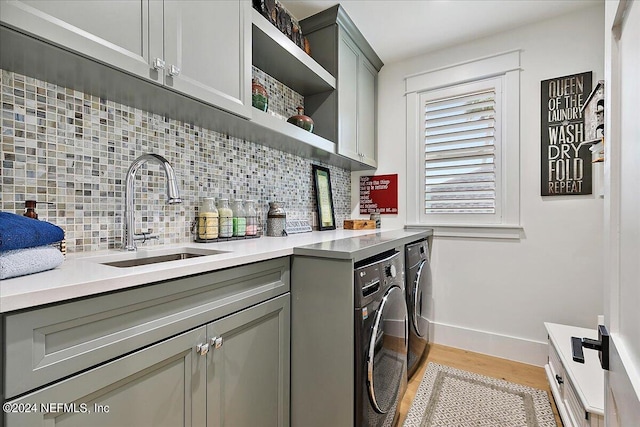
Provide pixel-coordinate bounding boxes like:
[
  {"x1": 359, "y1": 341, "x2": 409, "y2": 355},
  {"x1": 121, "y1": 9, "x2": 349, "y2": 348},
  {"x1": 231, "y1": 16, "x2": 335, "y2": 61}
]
[{"x1": 430, "y1": 321, "x2": 548, "y2": 366}]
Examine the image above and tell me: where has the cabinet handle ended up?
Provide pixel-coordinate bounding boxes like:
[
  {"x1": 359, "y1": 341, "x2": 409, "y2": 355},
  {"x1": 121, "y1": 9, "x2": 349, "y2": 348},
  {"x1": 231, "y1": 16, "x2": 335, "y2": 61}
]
[
  {"x1": 152, "y1": 58, "x2": 165, "y2": 70},
  {"x1": 168, "y1": 64, "x2": 181, "y2": 77},
  {"x1": 196, "y1": 343, "x2": 210, "y2": 356},
  {"x1": 210, "y1": 336, "x2": 223, "y2": 349},
  {"x1": 555, "y1": 374, "x2": 564, "y2": 385}
]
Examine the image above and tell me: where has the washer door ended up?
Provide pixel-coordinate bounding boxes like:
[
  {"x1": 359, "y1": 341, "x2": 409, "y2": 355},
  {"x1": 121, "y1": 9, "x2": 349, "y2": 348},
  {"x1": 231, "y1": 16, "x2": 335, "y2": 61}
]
[
  {"x1": 411, "y1": 259, "x2": 431, "y2": 338},
  {"x1": 367, "y1": 285, "x2": 407, "y2": 414}
]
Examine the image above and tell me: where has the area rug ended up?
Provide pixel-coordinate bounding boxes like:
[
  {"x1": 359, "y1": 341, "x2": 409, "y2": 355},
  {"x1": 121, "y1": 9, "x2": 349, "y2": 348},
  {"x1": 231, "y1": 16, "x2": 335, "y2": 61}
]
[{"x1": 403, "y1": 362, "x2": 557, "y2": 427}]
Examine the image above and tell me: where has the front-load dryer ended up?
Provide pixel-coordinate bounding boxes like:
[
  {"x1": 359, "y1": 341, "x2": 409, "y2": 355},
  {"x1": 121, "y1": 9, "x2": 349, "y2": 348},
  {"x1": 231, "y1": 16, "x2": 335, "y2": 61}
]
[
  {"x1": 405, "y1": 239, "x2": 433, "y2": 379},
  {"x1": 354, "y1": 249, "x2": 407, "y2": 427}
]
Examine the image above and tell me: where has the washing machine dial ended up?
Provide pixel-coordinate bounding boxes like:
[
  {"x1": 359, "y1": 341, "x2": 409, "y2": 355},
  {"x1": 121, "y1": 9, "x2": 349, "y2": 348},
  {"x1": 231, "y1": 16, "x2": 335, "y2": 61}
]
[{"x1": 385, "y1": 264, "x2": 396, "y2": 278}]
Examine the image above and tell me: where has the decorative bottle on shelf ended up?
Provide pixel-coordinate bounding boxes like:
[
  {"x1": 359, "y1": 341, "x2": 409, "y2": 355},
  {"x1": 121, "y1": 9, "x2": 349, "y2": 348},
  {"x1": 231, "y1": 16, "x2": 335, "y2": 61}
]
[
  {"x1": 252, "y1": 78, "x2": 269, "y2": 112},
  {"x1": 232, "y1": 200, "x2": 246, "y2": 237},
  {"x1": 245, "y1": 200, "x2": 258, "y2": 236},
  {"x1": 198, "y1": 197, "x2": 219, "y2": 240},
  {"x1": 287, "y1": 106, "x2": 314, "y2": 133},
  {"x1": 267, "y1": 202, "x2": 287, "y2": 237},
  {"x1": 217, "y1": 198, "x2": 233, "y2": 238}
]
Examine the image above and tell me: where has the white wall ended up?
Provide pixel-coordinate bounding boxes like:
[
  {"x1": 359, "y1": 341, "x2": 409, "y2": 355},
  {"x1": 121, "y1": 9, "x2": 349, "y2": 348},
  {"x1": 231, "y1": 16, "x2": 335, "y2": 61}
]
[{"x1": 353, "y1": 4, "x2": 605, "y2": 365}]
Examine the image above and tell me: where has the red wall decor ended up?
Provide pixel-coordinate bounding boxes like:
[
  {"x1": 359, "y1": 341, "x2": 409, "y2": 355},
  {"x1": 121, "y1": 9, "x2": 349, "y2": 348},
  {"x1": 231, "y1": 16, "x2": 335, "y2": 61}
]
[{"x1": 359, "y1": 174, "x2": 398, "y2": 214}]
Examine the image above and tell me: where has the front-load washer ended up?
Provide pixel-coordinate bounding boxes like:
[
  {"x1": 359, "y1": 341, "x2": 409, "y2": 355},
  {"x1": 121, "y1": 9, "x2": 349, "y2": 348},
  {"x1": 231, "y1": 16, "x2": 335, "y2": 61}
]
[
  {"x1": 354, "y1": 249, "x2": 408, "y2": 427},
  {"x1": 405, "y1": 238, "x2": 433, "y2": 379}
]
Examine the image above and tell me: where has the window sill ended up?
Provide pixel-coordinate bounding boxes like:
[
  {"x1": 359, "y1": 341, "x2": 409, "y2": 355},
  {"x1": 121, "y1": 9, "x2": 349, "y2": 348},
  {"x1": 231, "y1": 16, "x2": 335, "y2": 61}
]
[{"x1": 404, "y1": 224, "x2": 523, "y2": 239}]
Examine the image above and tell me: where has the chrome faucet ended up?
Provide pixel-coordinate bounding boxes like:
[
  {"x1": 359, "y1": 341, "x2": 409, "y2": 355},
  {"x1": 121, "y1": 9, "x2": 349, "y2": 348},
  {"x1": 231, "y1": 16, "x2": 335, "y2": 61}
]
[{"x1": 123, "y1": 153, "x2": 182, "y2": 251}]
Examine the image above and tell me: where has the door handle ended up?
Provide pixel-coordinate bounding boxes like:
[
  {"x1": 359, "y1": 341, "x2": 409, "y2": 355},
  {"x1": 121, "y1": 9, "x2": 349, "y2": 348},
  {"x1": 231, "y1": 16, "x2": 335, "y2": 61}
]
[
  {"x1": 168, "y1": 64, "x2": 181, "y2": 77},
  {"x1": 210, "y1": 336, "x2": 223, "y2": 349},
  {"x1": 571, "y1": 324, "x2": 609, "y2": 370},
  {"x1": 152, "y1": 58, "x2": 165, "y2": 70},
  {"x1": 196, "y1": 343, "x2": 209, "y2": 356}
]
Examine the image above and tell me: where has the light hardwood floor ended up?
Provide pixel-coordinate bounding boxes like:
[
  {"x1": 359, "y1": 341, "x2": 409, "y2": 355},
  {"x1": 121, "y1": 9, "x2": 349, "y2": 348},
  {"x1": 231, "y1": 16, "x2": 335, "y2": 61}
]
[{"x1": 396, "y1": 343, "x2": 563, "y2": 426}]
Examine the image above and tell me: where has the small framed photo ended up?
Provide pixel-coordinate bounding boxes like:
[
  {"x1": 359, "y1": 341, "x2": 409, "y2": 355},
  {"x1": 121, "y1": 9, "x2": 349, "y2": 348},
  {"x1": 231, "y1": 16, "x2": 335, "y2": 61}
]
[{"x1": 312, "y1": 164, "x2": 336, "y2": 230}]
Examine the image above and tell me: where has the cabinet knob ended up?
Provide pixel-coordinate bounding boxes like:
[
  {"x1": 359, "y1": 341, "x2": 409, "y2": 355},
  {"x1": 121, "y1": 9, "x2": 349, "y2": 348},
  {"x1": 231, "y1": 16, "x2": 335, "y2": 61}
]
[
  {"x1": 196, "y1": 343, "x2": 210, "y2": 356},
  {"x1": 210, "y1": 336, "x2": 223, "y2": 349},
  {"x1": 152, "y1": 58, "x2": 165, "y2": 70},
  {"x1": 168, "y1": 64, "x2": 181, "y2": 77}
]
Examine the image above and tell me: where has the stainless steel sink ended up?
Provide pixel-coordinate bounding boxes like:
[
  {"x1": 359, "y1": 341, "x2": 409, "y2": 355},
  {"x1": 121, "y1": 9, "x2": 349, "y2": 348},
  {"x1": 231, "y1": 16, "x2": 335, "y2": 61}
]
[{"x1": 99, "y1": 248, "x2": 228, "y2": 268}]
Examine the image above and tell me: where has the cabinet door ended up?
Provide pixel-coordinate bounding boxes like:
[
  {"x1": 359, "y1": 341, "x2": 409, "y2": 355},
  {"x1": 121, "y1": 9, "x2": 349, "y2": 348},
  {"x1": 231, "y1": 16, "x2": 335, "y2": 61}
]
[
  {"x1": 163, "y1": 0, "x2": 251, "y2": 118},
  {"x1": 207, "y1": 294, "x2": 290, "y2": 427},
  {"x1": 4, "y1": 327, "x2": 207, "y2": 427},
  {"x1": 0, "y1": 0, "x2": 163, "y2": 84},
  {"x1": 337, "y1": 32, "x2": 360, "y2": 161},
  {"x1": 358, "y1": 56, "x2": 378, "y2": 167}
]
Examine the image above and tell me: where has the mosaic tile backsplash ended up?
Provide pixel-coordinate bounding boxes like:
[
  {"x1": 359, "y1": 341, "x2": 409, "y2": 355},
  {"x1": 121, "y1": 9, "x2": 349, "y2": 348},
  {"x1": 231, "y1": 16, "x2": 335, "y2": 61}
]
[{"x1": 0, "y1": 69, "x2": 351, "y2": 252}]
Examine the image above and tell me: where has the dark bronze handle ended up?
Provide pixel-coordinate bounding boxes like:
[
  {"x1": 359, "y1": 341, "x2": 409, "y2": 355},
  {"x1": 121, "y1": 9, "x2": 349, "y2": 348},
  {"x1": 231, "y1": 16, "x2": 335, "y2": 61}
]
[{"x1": 555, "y1": 374, "x2": 564, "y2": 385}]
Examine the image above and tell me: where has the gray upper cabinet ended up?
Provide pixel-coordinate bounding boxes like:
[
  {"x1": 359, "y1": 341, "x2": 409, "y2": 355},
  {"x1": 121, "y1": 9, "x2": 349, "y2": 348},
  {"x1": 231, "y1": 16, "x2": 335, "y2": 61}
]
[
  {"x1": 0, "y1": 0, "x2": 162, "y2": 83},
  {"x1": 0, "y1": 1, "x2": 377, "y2": 170},
  {"x1": 338, "y1": 34, "x2": 360, "y2": 162},
  {"x1": 358, "y1": 57, "x2": 378, "y2": 163},
  {"x1": 0, "y1": 0, "x2": 251, "y2": 118},
  {"x1": 302, "y1": 5, "x2": 383, "y2": 169},
  {"x1": 163, "y1": 0, "x2": 251, "y2": 118}
]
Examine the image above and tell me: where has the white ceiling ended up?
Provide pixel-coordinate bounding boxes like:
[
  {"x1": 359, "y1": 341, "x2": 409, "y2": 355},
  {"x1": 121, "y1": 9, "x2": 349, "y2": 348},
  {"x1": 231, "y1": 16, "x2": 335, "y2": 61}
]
[{"x1": 280, "y1": 0, "x2": 603, "y2": 64}]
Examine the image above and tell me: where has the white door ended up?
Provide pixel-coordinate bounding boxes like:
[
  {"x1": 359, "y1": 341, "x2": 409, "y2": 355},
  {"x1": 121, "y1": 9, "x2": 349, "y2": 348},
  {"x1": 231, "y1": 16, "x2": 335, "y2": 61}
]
[{"x1": 604, "y1": 1, "x2": 640, "y2": 425}]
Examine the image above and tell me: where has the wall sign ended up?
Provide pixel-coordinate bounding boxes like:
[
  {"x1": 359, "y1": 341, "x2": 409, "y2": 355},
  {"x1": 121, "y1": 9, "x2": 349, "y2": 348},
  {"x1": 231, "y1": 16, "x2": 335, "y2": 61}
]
[
  {"x1": 359, "y1": 174, "x2": 398, "y2": 214},
  {"x1": 541, "y1": 71, "x2": 592, "y2": 196}
]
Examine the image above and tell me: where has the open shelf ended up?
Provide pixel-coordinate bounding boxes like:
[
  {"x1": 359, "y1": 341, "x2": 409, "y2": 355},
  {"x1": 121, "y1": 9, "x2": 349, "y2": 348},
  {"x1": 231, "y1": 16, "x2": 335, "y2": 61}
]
[
  {"x1": 252, "y1": 9, "x2": 335, "y2": 96},
  {"x1": 249, "y1": 109, "x2": 372, "y2": 171},
  {"x1": 250, "y1": 8, "x2": 375, "y2": 170}
]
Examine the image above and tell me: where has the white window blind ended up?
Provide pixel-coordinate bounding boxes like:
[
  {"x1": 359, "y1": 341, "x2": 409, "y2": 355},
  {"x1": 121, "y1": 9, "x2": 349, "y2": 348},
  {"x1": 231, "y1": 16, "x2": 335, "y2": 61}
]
[
  {"x1": 405, "y1": 50, "x2": 520, "y2": 233},
  {"x1": 422, "y1": 78, "x2": 502, "y2": 216}
]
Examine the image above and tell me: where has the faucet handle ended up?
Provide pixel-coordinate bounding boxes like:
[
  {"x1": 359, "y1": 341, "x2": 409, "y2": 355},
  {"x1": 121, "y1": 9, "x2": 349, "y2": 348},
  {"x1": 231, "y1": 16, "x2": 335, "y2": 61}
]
[{"x1": 133, "y1": 231, "x2": 159, "y2": 243}]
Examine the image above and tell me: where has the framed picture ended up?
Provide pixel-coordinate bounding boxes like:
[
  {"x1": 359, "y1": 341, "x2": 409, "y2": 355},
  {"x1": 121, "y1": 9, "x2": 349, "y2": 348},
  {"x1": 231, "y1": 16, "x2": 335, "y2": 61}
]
[{"x1": 312, "y1": 164, "x2": 336, "y2": 230}]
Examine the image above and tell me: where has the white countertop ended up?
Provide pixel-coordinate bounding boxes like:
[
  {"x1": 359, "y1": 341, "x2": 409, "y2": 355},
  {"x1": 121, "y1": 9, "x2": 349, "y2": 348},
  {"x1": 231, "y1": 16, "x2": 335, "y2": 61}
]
[{"x1": 0, "y1": 228, "x2": 429, "y2": 313}]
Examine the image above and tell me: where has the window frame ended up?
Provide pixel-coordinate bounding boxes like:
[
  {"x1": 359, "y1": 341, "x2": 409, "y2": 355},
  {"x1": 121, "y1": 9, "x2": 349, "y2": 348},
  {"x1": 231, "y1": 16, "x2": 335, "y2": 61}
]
[{"x1": 405, "y1": 50, "x2": 521, "y2": 235}]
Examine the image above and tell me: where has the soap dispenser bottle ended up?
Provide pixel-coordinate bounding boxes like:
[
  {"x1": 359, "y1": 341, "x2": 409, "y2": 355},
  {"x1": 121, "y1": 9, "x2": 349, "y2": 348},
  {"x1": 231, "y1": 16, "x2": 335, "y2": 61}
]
[{"x1": 23, "y1": 200, "x2": 39, "y2": 219}]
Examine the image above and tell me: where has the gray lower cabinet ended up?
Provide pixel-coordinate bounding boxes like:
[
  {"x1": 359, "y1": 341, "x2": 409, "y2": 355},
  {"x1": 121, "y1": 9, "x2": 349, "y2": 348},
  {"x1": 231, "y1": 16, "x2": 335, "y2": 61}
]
[
  {"x1": 5, "y1": 325, "x2": 208, "y2": 427},
  {"x1": 5, "y1": 294, "x2": 289, "y2": 427},
  {"x1": 0, "y1": 0, "x2": 251, "y2": 118},
  {"x1": 207, "y1": 294, "x2": 290, "y2": 427},
  {"x1": 2, "y1": 257, "x2": 290, "y2": 427}
]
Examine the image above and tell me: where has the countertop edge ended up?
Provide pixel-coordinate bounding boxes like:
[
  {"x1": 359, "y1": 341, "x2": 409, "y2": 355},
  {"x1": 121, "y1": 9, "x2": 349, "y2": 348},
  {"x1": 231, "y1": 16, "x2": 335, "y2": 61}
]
[
  {"x1": 293, "y1": 230, "x2": 431, "y2": 261},
  {"x1": 0, "y1": 228, "x2": 431, "y2": 313}
]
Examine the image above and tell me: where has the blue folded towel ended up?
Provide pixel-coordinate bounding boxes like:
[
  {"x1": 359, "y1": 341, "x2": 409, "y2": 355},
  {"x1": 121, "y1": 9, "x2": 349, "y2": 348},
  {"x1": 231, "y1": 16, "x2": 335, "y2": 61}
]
[
  {"x1": 0, "y1": 212, "x2": 65, "y2": 252},
  {"x1": 0, "y1": 245, "x2": 65, "y2": 280}
]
